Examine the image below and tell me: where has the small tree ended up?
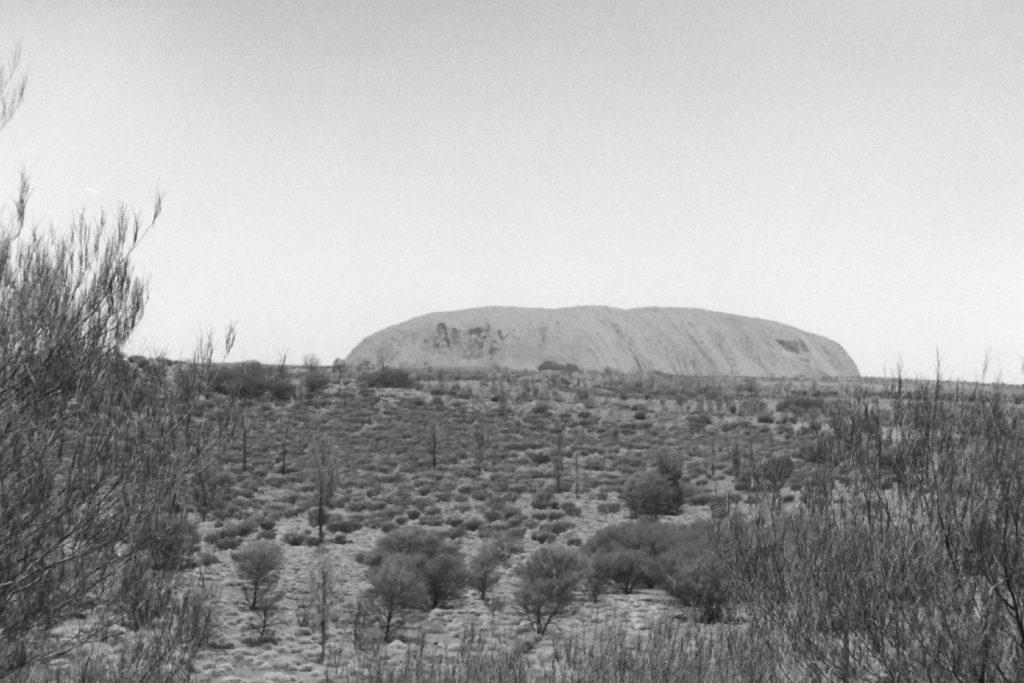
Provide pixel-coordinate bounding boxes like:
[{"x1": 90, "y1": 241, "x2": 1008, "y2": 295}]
[
  {"x1": 308, "y1": 435, "x2": 339, "y2": 543},
  {"x1": 515, "y1": 544, "x2": 587, "y2": 635},
  {"x1": 364, "y1": 554, "x2": 426, "y2": 641},
  {"x1": 304, "y1": 549, "x2": 336, "y2": 661},
  {"x1": 247, "y1": 586, "x2": 282, "y2": 645},
  {"x1": 468, "y1": 540, "x2": 506, "y2": 601},
  {"x1": 232, "y1": 540, "x2": 285, "y2": 610},
  {"x1": 473, "y1": 420, "x2": 487, "y2": 474},
  {"x1": 428, "y1": 419, "x2": 439, "y2": 468},
  {"x1": 552, "y1": 430, "x2": 565, "y2": 492}
]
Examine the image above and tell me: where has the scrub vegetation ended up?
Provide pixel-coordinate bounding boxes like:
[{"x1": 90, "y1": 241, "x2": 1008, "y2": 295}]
[{"x1": 6, "y1": 49, "x2": 1024, "y2": 682}]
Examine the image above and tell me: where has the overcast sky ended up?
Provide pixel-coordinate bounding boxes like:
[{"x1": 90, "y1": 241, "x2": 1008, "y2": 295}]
[{"x1": 1, "y1": 1, "x2": 1022, "y2": 380}]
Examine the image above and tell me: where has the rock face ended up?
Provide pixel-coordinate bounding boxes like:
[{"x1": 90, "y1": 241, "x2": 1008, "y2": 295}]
[{"x1": 346, "y1": 306, "x2": 859, "y2": 378}]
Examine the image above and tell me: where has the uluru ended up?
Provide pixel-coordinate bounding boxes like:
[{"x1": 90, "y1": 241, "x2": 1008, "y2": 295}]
[{"x1": 346, "y1": 306, "x2": 859, "y2": 378}]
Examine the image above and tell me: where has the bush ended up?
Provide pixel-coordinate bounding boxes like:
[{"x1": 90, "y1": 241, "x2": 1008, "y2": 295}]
[
  {"x1": 621, "y1": 469, "x2": 685, "y2": 517},
  {"x1": 210, "y1": 361, "x2": 268, "y2": 398},
  {"x1": 303, "y1": 370, "x2": 331, "y2": 393},
  {"x1": 584, "y1": 519, "x2": 720, "y2": 603},
  {"x1": 531, "y1": 486, "x2": 557, "y2": 510},
  {"x1": 653, "y1": 521, "x2": 727, "y2": 622},
  {"x1": 267, "y1": 377, "x2": 295, "y2": 400},
  {"x1": 370, "y1": 527, "x2": 466, "y2": 609}
]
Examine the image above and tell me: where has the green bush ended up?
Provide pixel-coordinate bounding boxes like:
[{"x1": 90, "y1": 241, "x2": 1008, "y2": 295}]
[
  {"x1": 370, "y1": 527, "x2": 466, "y2": 609},
  {"x1": 303, "y1": 370, "x2": 331, "y2": 393},
  {"x1": 621, "y1": 469, "x2": 685, "y2": 517},
  {"x1": 267, "y1": 377, "x2": 295, "y2": 400},
  {"x1": 210, "y1": 361, "x2": 268, "y2": 398},
  {"x1": 654, "y1": 522, "x2": 727, "y2": 622}
]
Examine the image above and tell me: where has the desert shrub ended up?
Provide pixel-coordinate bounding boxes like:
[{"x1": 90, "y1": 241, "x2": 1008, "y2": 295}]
[
  {"x1": 585, "y1": 520, "x2": 710, "y2": 596},
  {"x1": 560, "y1": 501, "x2": 582, "y2": 517},
  {"x1": 327, "y1": 515, "x2": 362, "y2": 534},
  {"x1": 621, "y1": 469, "x2": 685, "y2": 517},
  {"x1": 531, "y1": 529, "x2": 556, "y2": 544},
  {"x1": 267, "y1": 377, "x2": 296, "y2": 400},
  {"x1": 213, "y1": 534, "x2": 244, "y2": 551},
  {"x1": 210, "y1": 361, "x2": 268, "y2": 398},
  {"x1": 370, "y1": 527, "x2": 466, "y2": 609},
  {"x1": 596, "y1": 501, "x2": 622, "y2": 514},
  {"x1": 283, "y1": 531, "x2": 306, "y2": 546},
  {"x1": 687, "y1": 413, "x2": 712, "y2": 433},
  {"x1": 363, "y1": 367, "x2": 415, "y2": 389},
  {"x1": 531, "y1": 485, "x2": 557, "y2": 510},
  {"x1": 515, "y1": 544, "x2": 587, "y2": 635},
  {"x1": 225, "y1": 517, "x2": 259, "y2": 538},
  {"x1": 303, "y1": 370, "x2": 331, "y2": 393},
  {"x1": 545, "y1": 519, "x2": 573, "y2": 535},
  {"x1": 654, "y1": 521, "x2": 727, "y2": 622},
  {"x1": 232, "y1": 540, "x2": 285, "y2": 610}
]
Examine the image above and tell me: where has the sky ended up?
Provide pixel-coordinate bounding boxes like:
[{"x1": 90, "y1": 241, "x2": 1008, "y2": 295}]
[{"x1": 1, "y1": 1, "x2": 1022, "y2": 381}]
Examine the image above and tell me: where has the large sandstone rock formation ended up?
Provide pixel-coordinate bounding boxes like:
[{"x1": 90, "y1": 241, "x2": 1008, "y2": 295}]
[{"x1": 346, "y1": 306, "x2": 859, "y2": 378}]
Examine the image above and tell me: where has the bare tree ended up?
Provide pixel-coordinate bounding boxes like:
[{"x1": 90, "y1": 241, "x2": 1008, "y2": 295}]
[
  {"x1": 304, "y1": 549, "x2": 337, "y2": 662},
  {"x1": 308, "y1": 435, "x2": 339, "y2": 543},
  {"x1": 428, "y1": 419, "x2": 439, "y2": 469},
  {"x1": 553, "y1": 430, "x2": 565, "y2": 492},
  {"x1": 473, "y1": 420, "x2": 487, "y2": 474}
]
